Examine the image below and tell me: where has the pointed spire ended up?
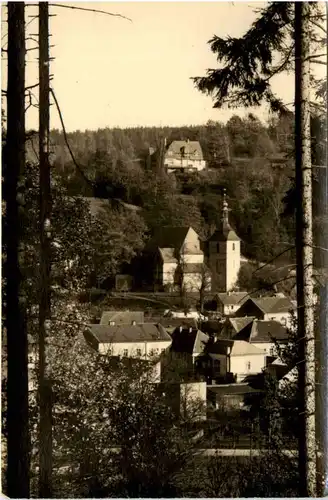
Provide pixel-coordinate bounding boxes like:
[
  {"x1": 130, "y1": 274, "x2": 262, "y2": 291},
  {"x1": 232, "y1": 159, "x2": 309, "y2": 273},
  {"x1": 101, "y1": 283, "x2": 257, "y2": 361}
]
[{"x1": 222, "y1": 188, "x2": 230, "y2": 226}]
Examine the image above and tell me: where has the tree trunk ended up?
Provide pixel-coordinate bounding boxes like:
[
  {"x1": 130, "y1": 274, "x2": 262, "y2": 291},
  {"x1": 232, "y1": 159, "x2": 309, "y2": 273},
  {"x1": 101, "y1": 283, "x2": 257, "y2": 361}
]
[
  {"x1": 294, "y1": 2, "x2": 316, "y2": 496},
  {"x1": 38, "y1": 2, "x2": 53, "y2": 496},
  {"x1": 5, "y1": 3, "x2": 30, "y2": 497}
]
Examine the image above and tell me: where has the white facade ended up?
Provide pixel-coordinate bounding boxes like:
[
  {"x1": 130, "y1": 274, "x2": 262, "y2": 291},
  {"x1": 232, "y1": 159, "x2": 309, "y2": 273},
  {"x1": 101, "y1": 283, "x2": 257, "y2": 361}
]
[
  {"x1": 230, "y1": 353, "x2": 266, "y2": 382},
  {"x1": 226, "y1": 240, "x2": 241, "y2": 291},
  {"x1": 163, "y1": 262, "x2": 177, "y2": 286},
  {"x1": 165, "y1": 158, "x2": 206, "y2": 172},
  {"x1": 99, "y1": 340, "x2": 171, "y2": 358},
  {"x1": 262, "y1": 311, "x2": 295, "y2": 330},
  {"x1": 159, "y1": 227, "x2": 207, "y2": 290}
]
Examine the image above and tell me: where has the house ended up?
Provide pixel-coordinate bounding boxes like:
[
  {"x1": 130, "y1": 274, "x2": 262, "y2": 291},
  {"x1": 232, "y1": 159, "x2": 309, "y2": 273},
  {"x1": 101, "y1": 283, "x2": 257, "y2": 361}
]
[
  {"x1": 265, "y1": 358, "x2": 291, "y2": 380},
  {"x1": 220, "y1": 316, "x2": 255, "y2": 340},
  {"x1": 148, "y1": 226, "x2": 210, "y2": 292},
  {"x1": 163, "y1": 140, "x2": 206, "y2": 173},
  {"x1": 203, "y1": 339, "x2": 266, "y2": 383},
  {"x1": 100, "y1": 310, "x2": 144, "y2": 326},
  {"x1": 208, "y1": 191, "x2": 241, "y2": 292},
  {"x1": 213, "y1": 291, "x2": 249, "y2": 316},
  {"x1": 207, "y1": 383, "x2": 263, "y2": 411},
  {"x1": 170, "y1": 327, "x2": 210, "y2": 367},
  {"x1": 84, "y1": 322, "x2": 172, "y2": 360},
  {"x1": 234, "y1": 319, "x2": 290, "y2": 357},
  {"x1": 234, "y1": 295, "x2": 296, "y2": 328}
]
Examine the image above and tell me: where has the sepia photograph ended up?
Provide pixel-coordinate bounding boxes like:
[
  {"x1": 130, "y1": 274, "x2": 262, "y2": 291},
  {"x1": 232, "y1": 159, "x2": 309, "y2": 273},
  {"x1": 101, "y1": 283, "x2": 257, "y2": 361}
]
[{"x1": 1, "y1": 1, "x2": 328, "y2": 498}]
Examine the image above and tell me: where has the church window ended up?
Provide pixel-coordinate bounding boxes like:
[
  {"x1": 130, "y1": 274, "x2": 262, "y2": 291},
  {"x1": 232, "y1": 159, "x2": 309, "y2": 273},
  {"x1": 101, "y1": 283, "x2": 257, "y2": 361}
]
[{"x1": 232, "y1": 243, "x2": 235, "y2": 251}]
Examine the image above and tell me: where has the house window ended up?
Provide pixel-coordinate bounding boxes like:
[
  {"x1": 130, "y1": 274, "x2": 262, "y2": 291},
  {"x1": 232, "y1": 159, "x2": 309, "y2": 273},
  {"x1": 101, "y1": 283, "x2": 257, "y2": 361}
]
[
  {"x1": 136, "y1": 348, "x2": 142, "y2": 357},
  {"x1": 107, "y1": 347, "x2": 112, "y2": 355},
  {"x1": 216, "y1": 261, "x2": 220, "y2": 273},
  {"x1": 281, "y1": 317, "x2": 287, "y2": 326},
  {"x1": 232, "y1": 243, "x2": 235, "y2": 251},
  {"x1": 214, "y1": 359, "x2": 221, "y2": 371},
  {"x1": 123, "y1": 349, "x2": 128, "y2": 357},
  {"x1": 217, "y1": 243, "x2": 220, "y2": 253},
  {"x1": 270, "y1": 346, "x2": 275, "y2": 356},
  {"x1": 246, "y1": 361, "x2": 251, "y2": 371},
  {"x1": 161, "y1": 348, "x2": 166, "y2": 353}
]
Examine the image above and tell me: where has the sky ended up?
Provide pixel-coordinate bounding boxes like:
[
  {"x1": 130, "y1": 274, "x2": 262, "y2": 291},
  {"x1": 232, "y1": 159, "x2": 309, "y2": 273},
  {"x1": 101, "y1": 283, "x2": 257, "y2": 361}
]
[{"x1": 2, "y1": 1, "x2": 299, "y2": 132}]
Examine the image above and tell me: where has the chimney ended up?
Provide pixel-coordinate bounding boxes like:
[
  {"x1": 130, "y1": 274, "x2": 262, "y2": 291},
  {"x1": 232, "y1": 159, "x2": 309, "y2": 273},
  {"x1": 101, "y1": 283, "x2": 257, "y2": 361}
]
[{"x1": 109, "y1": 321, "x2": 115, "y2": 326}]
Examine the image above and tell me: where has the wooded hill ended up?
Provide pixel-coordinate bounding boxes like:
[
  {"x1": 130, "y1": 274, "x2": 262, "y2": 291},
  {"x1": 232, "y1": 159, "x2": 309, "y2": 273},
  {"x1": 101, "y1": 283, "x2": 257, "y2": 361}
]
[{"x1": 26, "y1": 112, "x2": 324, "y2": 274}]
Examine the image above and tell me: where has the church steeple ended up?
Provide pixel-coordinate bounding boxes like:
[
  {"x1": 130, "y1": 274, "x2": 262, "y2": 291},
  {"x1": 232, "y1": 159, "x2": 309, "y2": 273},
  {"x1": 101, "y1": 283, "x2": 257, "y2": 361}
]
[{"x1": 221, "y1": 188, "x2": 230, "y2": 228}]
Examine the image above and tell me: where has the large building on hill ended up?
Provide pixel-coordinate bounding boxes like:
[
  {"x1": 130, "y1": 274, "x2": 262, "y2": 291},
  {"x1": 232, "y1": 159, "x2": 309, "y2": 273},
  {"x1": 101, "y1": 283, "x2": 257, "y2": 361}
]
[
  {"x1": 164, "y1": 140, "x2": 206, "y2": 173},
  {"x1": 148, "y1": 139, "x2": 206, "y2": 173}
]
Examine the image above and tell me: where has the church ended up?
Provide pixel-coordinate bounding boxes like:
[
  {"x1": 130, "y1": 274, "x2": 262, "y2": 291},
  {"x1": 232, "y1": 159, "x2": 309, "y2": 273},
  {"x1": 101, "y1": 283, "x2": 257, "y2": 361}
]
[{"x1": 146, "y1": 191, "x2": 241, "y2": 293}]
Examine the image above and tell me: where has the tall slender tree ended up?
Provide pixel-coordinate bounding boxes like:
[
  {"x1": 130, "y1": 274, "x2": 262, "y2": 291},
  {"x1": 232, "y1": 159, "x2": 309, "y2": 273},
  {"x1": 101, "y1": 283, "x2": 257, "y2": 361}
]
[
  {"x1": 38, "y1": 2, "x2": 53, "y2": 496},
  {"x1": 294, "y1": 3, "x2": 316, "y2": 496},
  {"x1": 4, "y1": 2, "x2": 30, "y2": 497}
]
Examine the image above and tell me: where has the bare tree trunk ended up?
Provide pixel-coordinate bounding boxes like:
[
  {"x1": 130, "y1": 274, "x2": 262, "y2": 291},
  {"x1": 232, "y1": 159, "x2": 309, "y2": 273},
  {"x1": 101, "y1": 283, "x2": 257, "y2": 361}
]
[
  {"x1": 4, "y1": 3, "x2": 30, "y2": 497},
  {"x1": 294, "y1": 2, "x2": 316, "y2": 496},
  {"x1": 38, "y1": 2, "x2": 53, "y2": 496}
]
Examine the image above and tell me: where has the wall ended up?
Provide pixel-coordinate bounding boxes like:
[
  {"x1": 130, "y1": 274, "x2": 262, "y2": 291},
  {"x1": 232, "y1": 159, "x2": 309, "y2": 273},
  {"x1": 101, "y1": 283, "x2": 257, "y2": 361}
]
[
  {"x1": 165, "y1": 157, "x2": 206, "y2": 171},
  {"x1": 230, "y1": 353, "x2": 266, "y2": 382},
  {"x1": 251, "y1": 342, "x2": 277, "y2": 357},
  {"x1": 226, "y1": 240, "x2": 240, "y2": 291},
  {"x1": 99, "y1": 340, "x2": 172, "y2": 357},
  {"x1": 183, "y1": 253, "x2": 204, "y2": 264},
  {"x1": 263, "y1": 312, "x2": 294, "y2": 329},
  {"x1": 182, "y1": 228, "x2": 202, "y2": 254}
]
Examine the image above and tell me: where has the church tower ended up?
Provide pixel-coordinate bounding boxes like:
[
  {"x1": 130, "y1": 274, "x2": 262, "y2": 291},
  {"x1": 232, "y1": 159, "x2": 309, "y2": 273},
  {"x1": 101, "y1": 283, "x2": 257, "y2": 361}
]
[{"x1": 208, "y1": 190, "x2": 241, "y2": 292}]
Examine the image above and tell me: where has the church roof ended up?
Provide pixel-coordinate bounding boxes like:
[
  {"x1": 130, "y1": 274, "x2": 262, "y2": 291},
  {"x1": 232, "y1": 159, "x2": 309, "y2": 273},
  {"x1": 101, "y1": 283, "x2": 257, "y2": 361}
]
[
  {"x1": 208, "y1": 190, "x2": 240, "y2": 242},
  {"x1": 209, "y1": 222, "x2": 240, "y2": 242}
]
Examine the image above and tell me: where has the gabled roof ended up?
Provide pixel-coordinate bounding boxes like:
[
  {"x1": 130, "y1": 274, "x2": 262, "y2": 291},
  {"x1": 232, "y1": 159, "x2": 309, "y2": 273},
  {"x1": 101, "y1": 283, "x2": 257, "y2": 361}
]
[
  {"x1": 250, "y1": 296, "x2": 295, "y2": 314},
  {"x1": 231, "y1": 340, "x2": 266, "y2": 356},
  {"x1": 150, "y1": 226, "x2": 203, "y2": 256},
  {"x1": 216, "y1": 292, "x2": 249, "y2": 306},
  {"x1": 249, "y1": 320, "x2": 289, "y2": 343},
  {"x1": 87, "y1": 323, "x2": 171, "y2": 344},
  {"x1": 229, "y1": 316, "x2": 255, "y2": 334},
  {"x1": 208, "y1": 384, "x2": 264, "y2": 396},
  {"x1": 208, "y1": 339, "x2": 265, "y2": 356},
  {"x1": 208, "y1": 221, "x2": 240, "y2": 242},
  {"x1": 159, "y1": 248, "x2": 177, "y2": 263},
  {"x1": 171, "y1": 328, "x2": 209, "y2": 355},
  {"x1": 100, "y1": 311, "x2": 144, "y2": 326},
  {"x1": 166, "y1": 140, "x2": 204, "y2": 160},
  {"x1": 151, "y1": 226, "x2": 190, "y2": 251}
]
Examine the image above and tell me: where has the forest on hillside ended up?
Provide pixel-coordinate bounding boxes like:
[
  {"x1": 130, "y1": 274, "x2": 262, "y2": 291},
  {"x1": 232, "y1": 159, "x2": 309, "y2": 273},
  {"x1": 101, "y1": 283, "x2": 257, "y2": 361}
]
[{"x1": 26, "y1": 112, "x2": 325, "y2": 282}]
